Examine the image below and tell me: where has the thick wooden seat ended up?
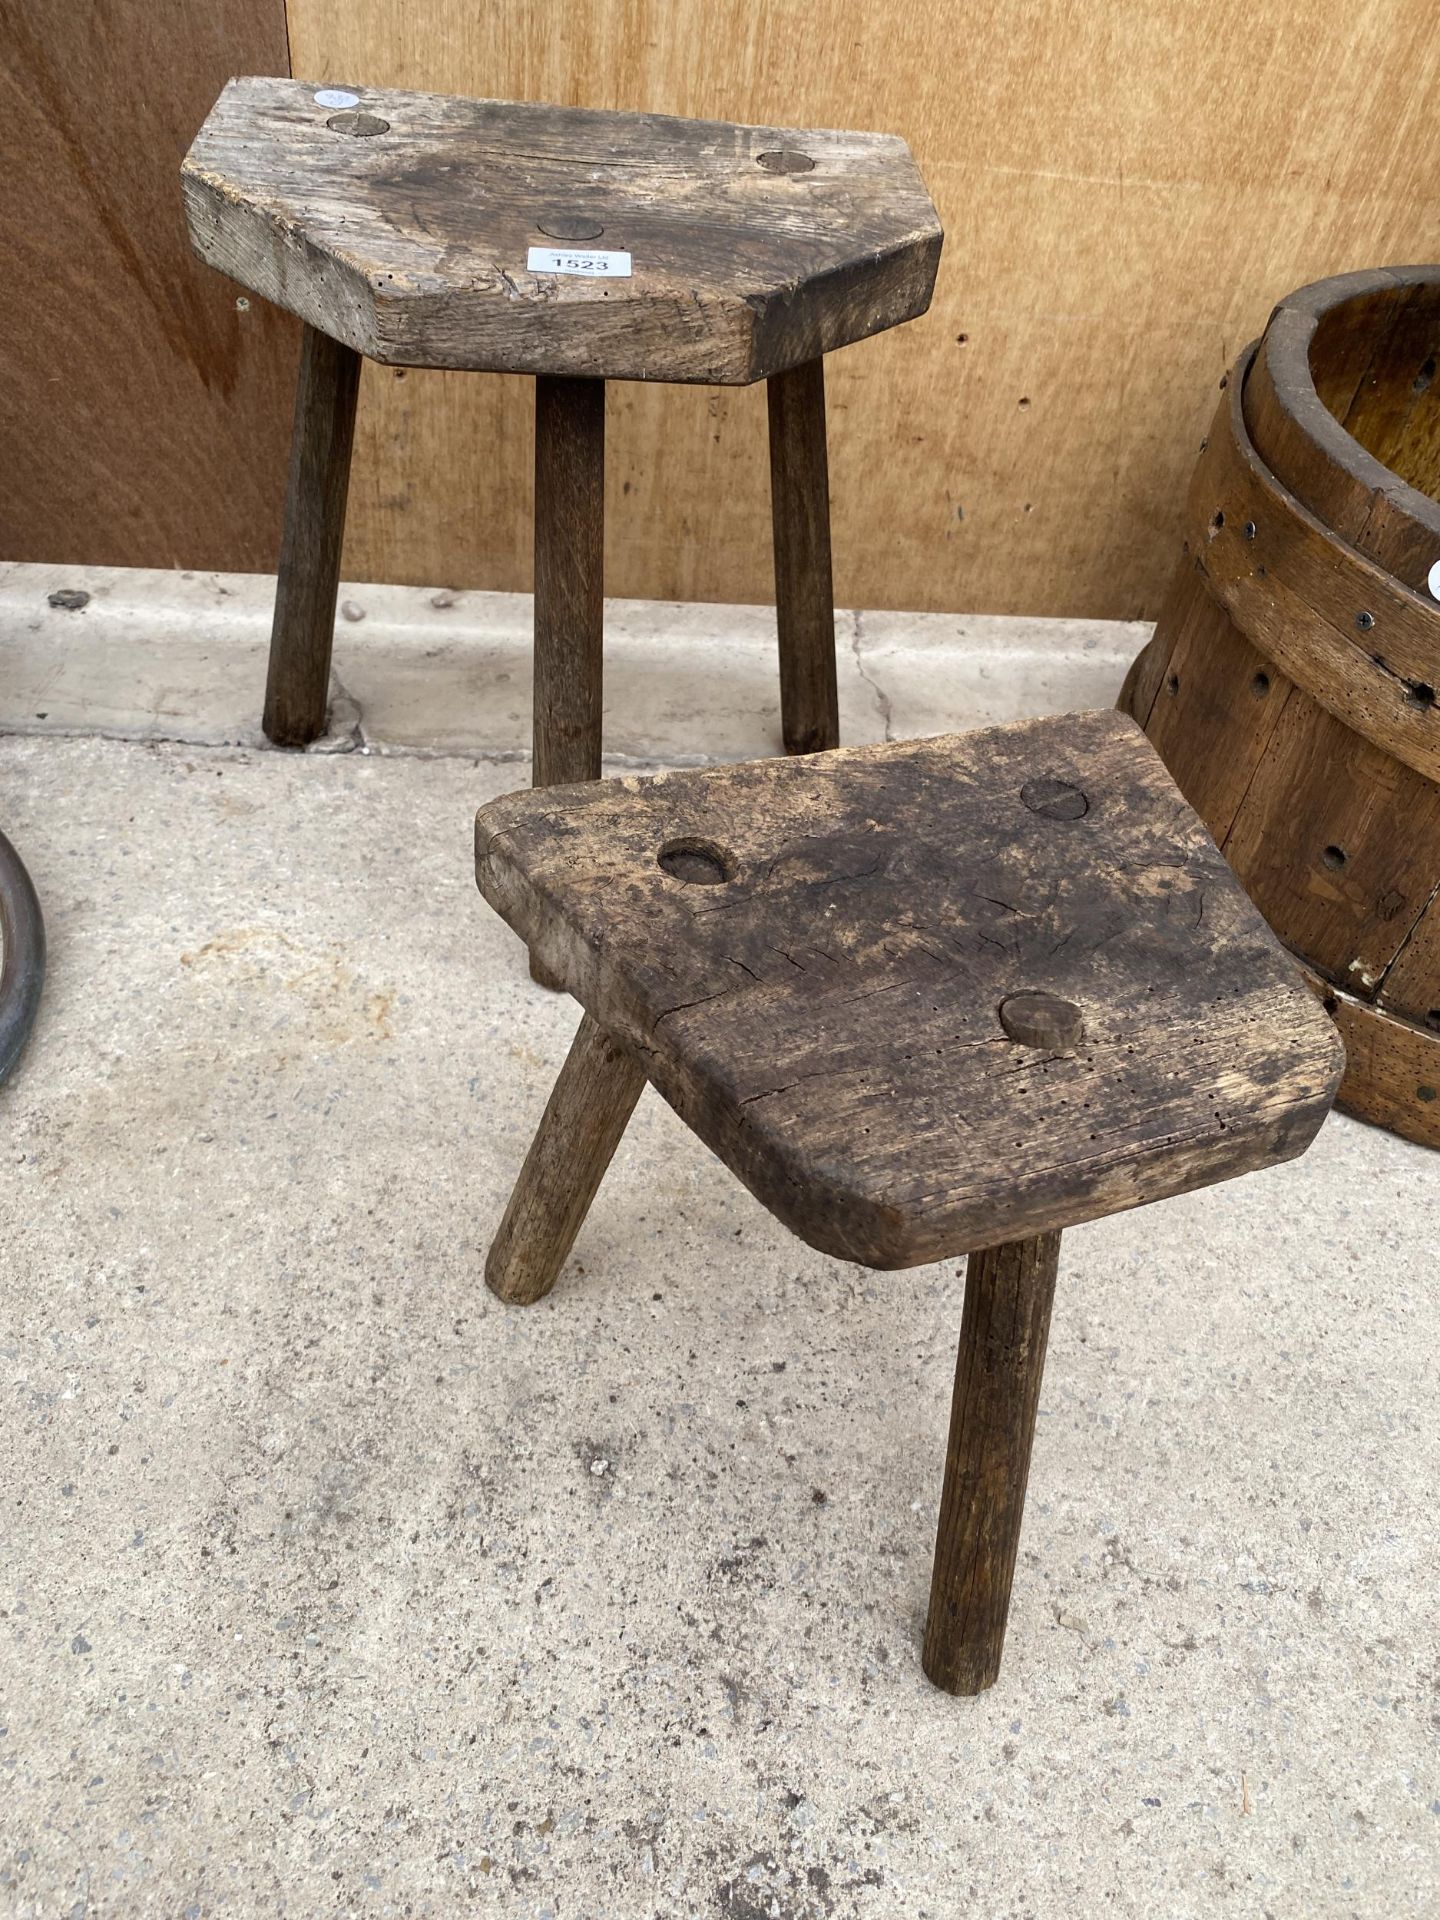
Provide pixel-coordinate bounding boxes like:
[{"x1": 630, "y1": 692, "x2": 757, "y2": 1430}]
[
  {"x1": 475, "y1": 712, "x2": 1343, "y2": 1694},
  {"x1": 477, "y1": 710, "x2": 1342, "y2": 1264},
  {"x1": 182, "y1": 79, "x2": 941, "y2": 381}
]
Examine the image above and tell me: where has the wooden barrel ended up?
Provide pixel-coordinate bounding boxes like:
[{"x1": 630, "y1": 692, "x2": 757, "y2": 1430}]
[{"x1": 1120, "y1": 266, "x2": 1440, "y2": 1147}]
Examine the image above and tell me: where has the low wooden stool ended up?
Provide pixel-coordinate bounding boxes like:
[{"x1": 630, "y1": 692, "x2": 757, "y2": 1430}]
[
  {"x1": 181, "y1": 77, "x2": 942, "y2": 770},
  {"x1": 474, "y1": 710, "x2": 1343, "y2": 1693}
]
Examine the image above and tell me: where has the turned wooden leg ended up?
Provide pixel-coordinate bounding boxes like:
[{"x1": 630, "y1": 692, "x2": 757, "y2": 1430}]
[
  {"x1": 486, "y1": 1013, "x2": 643, "y2": 1305},
  {"x1": 767, "y1": 356, "x2": 839, "y2": 756},
  {"x1": 531, "y1": 373, "x2": 606, "y2": 985},
  {"x1": 922, "y1": 1229, "x2": 1061, "y2": 1694},
  {"x1": 263, "y1": 324, "x2": 362, "y2": 747}
]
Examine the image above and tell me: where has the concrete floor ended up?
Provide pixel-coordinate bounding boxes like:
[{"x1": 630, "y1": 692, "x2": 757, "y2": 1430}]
[{"x1": 0, "y1": 580, "x2": 1437, "y2": 1917}]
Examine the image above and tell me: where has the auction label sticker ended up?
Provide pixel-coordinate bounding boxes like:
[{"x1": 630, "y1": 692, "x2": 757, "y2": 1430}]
[{"x1": 526, "y1": 246, "x2": 632, "y2": 278}]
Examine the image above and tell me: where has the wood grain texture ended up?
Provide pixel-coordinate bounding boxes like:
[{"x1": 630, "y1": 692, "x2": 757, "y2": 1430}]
[
  {"x1": 1376, "y1": 880, "x2": 1440, "y2": 1029},
  {"x1": 922, "y1": 1230, "x2": 1061, "y2": 1695},
  {"x1": 1128, "y1": 268, "x2": 1440, "y2": 1136},
  {"x1": 264, "y1": 325, "x2": 362, "y2": 747},
  {"x1": 1324, "y1": 284, "x2": 1440, "y2": 499},
  {"x1": 183, "y1": 78, "x2": 941, "y2": 383},
  {"x1": 1116, "y1": 620, "x2": 1173, "y2": 728},
  {"x1": 532, "y1": 375, "x2": 606, "y2": 791},
  {"x1": 1244, "y1": 269, "x2": 1440, "y2": 592},
  {"x1": 1124, "y1": 270, "x2": 1440, "y2": 1143},
  {"x1": 281, "y1": 0, "x2": 1440, "y2": 614},
  {"x1": 475, "y1": 711, "x2": 1343, "y2": 1268},
  {"x1": 768, "y1": 358, "x2": 839, "y2": 755},
  {"x1": 1190, "y1": 356, "x2": 1440, "y2": 783},
  {"x1": 530, "y1": 374, "x2": 606, "y2": 987},
  {"x1": 0, "y1": 0, "x2": 297, "y2": 572},
  {"x1": 486, "y1": 1013, "x2": 645, "y2": 1304},
  {"x1": 1222, "y1": 696, "x2": 1440, "y2": 996},
  {"x1": 1300, "y1": 968, "x2": 1440, "y2": 1148},
  {"x1": 1139, "y1": 560, "x2": 1293, "y2": 841}
]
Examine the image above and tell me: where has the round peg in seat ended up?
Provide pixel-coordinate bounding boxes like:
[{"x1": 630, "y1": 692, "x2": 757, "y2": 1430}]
[{"x1": 998, "y1": 991, "x2": 1085, "y2": 1050}]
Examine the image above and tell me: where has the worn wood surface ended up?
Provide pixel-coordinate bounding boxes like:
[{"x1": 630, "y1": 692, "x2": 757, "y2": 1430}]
[
  {"x1": 274, "y1": 0, "x2": 1440, "y2": 614},
  {"x1": 1136, "y1": 561, "x2": 1294, "y2": 840},
  {"x1": 1123, "y1": 267, "x2": 1440, "y2": 1144},
  {"x1": 768, "y1": 358, "x2": 839, "y2": 755},
  {"x1": 183, "y1": 77, "x2": 941, "y2": 384},
  {"x1": 1304, "y1": 279, "x2": 1440, "y2": 505},
  {"x1": 1376, "y1": 878, "x2": 1440, "y2": 1028},
  {"x1": 486, "y1": 1014, "x2": 645, "y2": 1305},
  {"x1": 263, "y1": 324, "x2": 362, "y2": 747},
  {"x1": 1222, "y1": 696, "x2": 1440, "y2": 997},
  {"x1": 1244, "y1": 269, "x2": 1440, "y2": 593},
  {"x1": 1189, "y1": 358, "x2": 1440, "y2": 784},
  {"x1": 475, "y1": 711, "x2": 1342, "y2": 1268},
  {"x1": 922, "y1": 1230, "x2": 1061, "y2": 1694},
  {"x1": 1116, "y1": 615, "x2": 1174, "y2": 729},
  {"x1": 1300, "y1": 968, "x2": 1440, "y2": 1149},
  {"x1": 0, "y1": 0, "x2": 297, "y2": 573}
]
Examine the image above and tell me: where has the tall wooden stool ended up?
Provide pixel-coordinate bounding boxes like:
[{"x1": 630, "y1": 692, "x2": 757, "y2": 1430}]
[
  {"x1": 474, "y1": 710, "x2": 1343, "y2": 1693},
  {"x1": 182, "y1": 77, "x2": 942, "y2": 764}
]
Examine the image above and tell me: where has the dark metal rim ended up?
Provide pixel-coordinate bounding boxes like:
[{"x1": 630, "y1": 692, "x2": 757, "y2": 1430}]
[{"x1": 0, "y1": 826, "x2": 45, "y2": 1086}]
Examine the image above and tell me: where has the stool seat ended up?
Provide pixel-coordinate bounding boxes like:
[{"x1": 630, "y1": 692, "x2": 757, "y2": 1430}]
[
  {"x1": 183, "y1": 77, "x2": 942, "y2": 382},
  {"x1": 476, "y1": 709, "x2": 1344, "y2": 1266}
]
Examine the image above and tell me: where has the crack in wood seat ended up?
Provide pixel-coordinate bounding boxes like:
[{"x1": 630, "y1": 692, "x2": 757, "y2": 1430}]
[
  {"x1": 182, "y1": 79, "x2": 942, "y2": 381},
  {"x1": 477, "y1": 710, "x2": 1342, "y2": 1263},
  {"x1": 475, "y1": 711, "x2": 1343, "y2": 1694}
]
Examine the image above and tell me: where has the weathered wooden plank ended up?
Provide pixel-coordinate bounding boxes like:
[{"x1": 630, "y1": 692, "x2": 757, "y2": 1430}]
[
  {"x1": 475, "y1": 711, "x2": 1343, "y2": 1268},
  {"x1": 1115, "y1": 628, "x2": 1168, "y2": 724},
  {"x1": 182, "y1": 78, "x2": 942, "y2": 385},
  {"x1": 1334, "y1": 283, "x2": 1440, "y2": 487},
  {"x1": 1243, "y1": 270, "x2": 1440, "y2": 592},
  {"x1": 1376, "y1": 881, "x2": 1440, "y2": 1027},
  {"x1": 1299, "y1": 967, "x2": 1440, "y2": 1147},
  {"x1": 1140, "y1": 557, "x2": 1294, "y2": 842},
  {"x1": 1189, "y1": 360, "x2": 1440, "y2": 782},
  {"x1": 1222, "y1": 695, "x2": 1440, "y2": 996}
]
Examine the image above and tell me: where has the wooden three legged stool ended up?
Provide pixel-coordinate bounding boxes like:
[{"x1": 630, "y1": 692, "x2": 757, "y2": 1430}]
[
  {"x1": 182, "y1": 79, "x2": 941, "y2": 824},
  {"x1": 475, "y1": 710, "x2": 1343, "y2": 1692}
]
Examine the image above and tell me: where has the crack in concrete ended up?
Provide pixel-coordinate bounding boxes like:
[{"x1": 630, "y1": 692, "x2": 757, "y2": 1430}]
[
  {"x1": 0, "y1": 714, "x2": 683, "y2": 772},
  {"x1": 851, "y1": 610, "x2": 894, "y2": 742}
]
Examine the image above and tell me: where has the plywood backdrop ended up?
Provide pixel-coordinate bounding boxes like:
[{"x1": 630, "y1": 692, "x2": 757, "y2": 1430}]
[
  {"x1": 0, "y1": 0, "x2": 299, "y2": 573},
  {"x1": 281, "y1": 0, "x2": 1440, "y2": 617}
]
